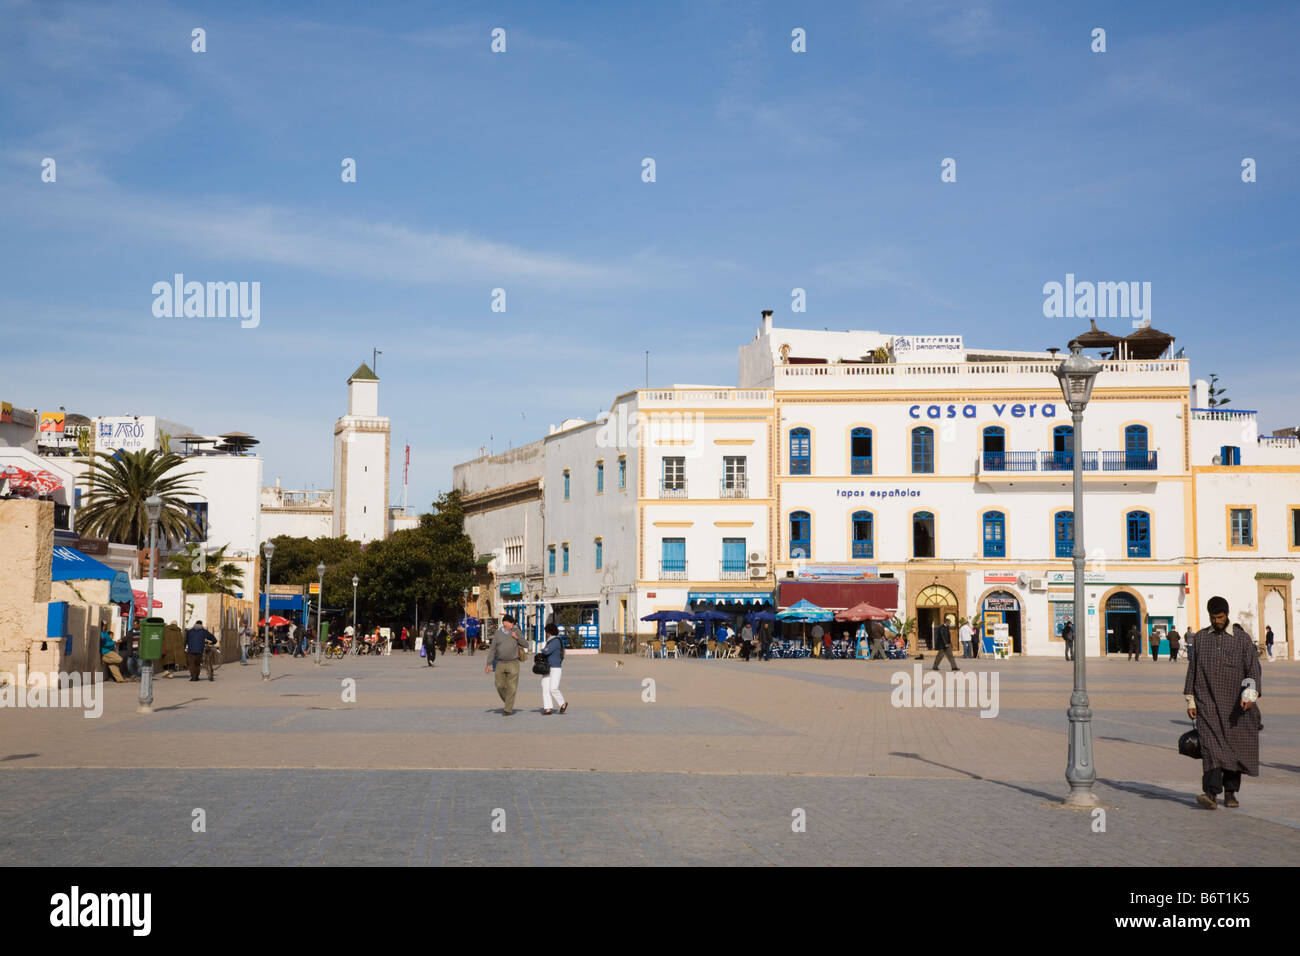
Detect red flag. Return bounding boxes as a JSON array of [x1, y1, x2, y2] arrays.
[[404, 445, 410, 485]]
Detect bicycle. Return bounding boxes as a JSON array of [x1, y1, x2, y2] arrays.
[[324, 640, 347, 660], [202, 643, 223, 675]]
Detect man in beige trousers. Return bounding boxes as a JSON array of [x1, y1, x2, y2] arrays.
[[485, 614, 529, 716]]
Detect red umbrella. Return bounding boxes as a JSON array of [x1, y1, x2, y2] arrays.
[[131, 590, 162, 615], [259, 615, 292, 628], [834, 601, 894, 622]]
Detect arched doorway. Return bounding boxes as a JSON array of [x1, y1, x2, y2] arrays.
[[1263, 586, 1286, 657], [915, 584, 958, 654], [981, 590, 1022, 654], [1104, 591, 1141, 655]]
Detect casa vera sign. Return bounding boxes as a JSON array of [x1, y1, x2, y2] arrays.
[[908, 402, 1060, 420]]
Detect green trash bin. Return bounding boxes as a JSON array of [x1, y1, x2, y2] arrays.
[[319, 622, 330, 644], [139, 617, 165, 661]]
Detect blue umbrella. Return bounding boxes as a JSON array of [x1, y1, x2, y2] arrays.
[[746, 610, 777, 622], [777, 599, 834, 622]]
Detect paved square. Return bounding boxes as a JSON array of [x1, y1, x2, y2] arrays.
[[2, 651, 1297, 865]]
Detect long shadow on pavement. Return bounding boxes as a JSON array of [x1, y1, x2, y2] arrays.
[[889, 751, 1060, 802]]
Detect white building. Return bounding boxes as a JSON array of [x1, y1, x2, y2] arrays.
[[453, 314, 1300, 657]]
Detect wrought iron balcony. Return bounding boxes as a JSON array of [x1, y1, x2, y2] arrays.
[[1041, 451, 1098, 471], [1101, 450, 1158, 471], [659, 560, 688, 581], [719, 478, 749, 499], [851, 541, 873, 559], [718, 561, 750, 581], [659, 480, 688, 499], [980, 451, 1038, 472]]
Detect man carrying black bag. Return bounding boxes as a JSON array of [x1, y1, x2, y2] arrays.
[[1185, 596, 1262, 810]]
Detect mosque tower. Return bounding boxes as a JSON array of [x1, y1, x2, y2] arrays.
[[332, 363, 390, 543]]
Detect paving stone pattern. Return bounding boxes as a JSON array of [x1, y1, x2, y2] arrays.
[[2, 651, 1297, 865]]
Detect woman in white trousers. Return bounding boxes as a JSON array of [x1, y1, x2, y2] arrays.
[[541, 621, 568, 715]]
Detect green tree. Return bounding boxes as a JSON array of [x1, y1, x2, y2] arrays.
[[163, 543, 244, 595], [1207, 373, 1230, 408], [76, 449, 202, 548]]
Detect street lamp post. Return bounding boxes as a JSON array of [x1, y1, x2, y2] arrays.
[[1055, 340, 1101, 808], [137, 495, 163, 714], [261, 540, 275, 681], [315, 562, 326, 664], [352, 574, 359, 652]]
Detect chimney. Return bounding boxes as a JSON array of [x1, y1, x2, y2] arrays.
[[1193, 378, 1208, 409], [761, 309, 773, 335]]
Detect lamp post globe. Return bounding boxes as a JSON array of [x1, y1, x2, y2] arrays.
[[1055, 340, 1101, 808], [261, 540, 275, 680], [138, 495, 165, 714]]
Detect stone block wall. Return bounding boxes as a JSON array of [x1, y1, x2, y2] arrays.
[[0, 500, 53, 676]]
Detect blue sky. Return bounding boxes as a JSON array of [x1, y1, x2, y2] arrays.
[[3, 0, 1297, 511]]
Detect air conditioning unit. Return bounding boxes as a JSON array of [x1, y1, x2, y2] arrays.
[[1028, 579, 1048, 592], [748, 550, 767, 565], [749, 565, 767, 578]]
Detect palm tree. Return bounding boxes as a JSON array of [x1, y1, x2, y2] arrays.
[[163, 543, 244, 595], [76, 449, 203, 548]]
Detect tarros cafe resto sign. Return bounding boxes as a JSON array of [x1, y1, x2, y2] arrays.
[[96, 417, 156, 454]]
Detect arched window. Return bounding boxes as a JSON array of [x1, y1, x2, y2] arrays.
[[1124, 425, 1150, 469], [912, 511, 935, 558], [982, 426, 1005, 471], [983, 511, 1006, 558], [789, 511, 811, 559], [1054, 511, 1074, 558], [789, 428, 811, 475], [911, 427, 934, 474], [1126, 510, 1151, 558], [1049, 425, 1073, 471], [850, 427, 873, 475], [852, 511, 873, 559]]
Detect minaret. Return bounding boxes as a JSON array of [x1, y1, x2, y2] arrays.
[[332, 363, 390, 542]]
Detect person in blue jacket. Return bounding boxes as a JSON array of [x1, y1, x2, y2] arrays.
[[540, 621, 568, 715]]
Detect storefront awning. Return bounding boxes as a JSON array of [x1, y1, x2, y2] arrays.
[[688, 591, 773, 605], [778, 580, 898, 612], [51, 546, 117, 582]]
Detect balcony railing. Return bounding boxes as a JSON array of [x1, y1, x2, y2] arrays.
[[1041, 451, 1098, 471], [850, 457, 873, 475], [1102, 450, 1158, 471], [659, 561, 688, 581], [720, 479, 749, 499], [851, 541, 873, 559], [659, 480, 688, 499], [981, 451, 1038, 472], [718, 561, 750, 581]]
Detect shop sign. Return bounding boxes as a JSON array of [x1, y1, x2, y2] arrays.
[[39, 411, 65, 433], [95, 417, 156, 454], [836, 487, 920, 500], [0, 402, 12, 423], [984, 594, 1019, 611], [1050, 570, 1105, 584], [892, 335, 963, 362], [984, 572, 1018, 584]]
